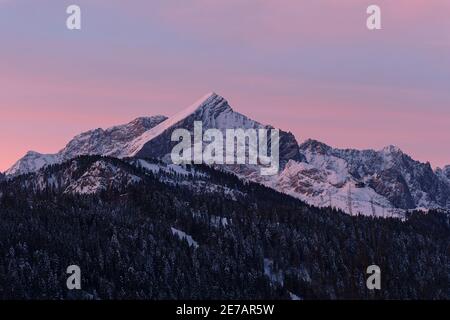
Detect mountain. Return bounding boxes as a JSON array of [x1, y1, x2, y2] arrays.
[[5, 93, 450, 217], [8, 155, 245, 202], [272, 139, 450, 217], [6, 93, 300, 176], [5, 151, 61, 177], [6, 116, 167, 176], [123, 93, 302, 168], [7, 156, 144, 195], [21, 157, 143, 195], [61, 116, 167, 159]]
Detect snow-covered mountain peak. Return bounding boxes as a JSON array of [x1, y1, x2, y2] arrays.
[[6, 115, 167, 176], [126, 93, 302, 168], [5, 151, 60, 176], [381, 145, 403, 155], [65, 115, 167, 148], [166, 92, 232, 126], [290, 140, 450, 215], [124, 92, 259, 157], [187, 92, 229, 113], [299, 139, 332, 155]]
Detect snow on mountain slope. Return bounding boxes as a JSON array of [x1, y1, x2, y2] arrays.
[[132, 158, 244, 199], [124, 93, 228, 157], [171, 227, 199, 249], [225, 138, 449, 217], [271, 160, 397, 217], [7, 156, 246, 202], [61, 116, 167, 159], [64, 160, 142, 194], [127, 92, 302, 168], [5, 151, 61, 177], [268, 139, 450, 216], [133, 158, 206, 178], [436, 165, 450, 187], [13, 158, 142, 195], [126, 92, 259, 158], [5, 116, 167, 177]]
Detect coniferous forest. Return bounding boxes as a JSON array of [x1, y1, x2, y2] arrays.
[[0, 156, 449, 300]]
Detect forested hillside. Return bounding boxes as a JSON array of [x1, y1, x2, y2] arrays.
[[0, 156, 448, 299]]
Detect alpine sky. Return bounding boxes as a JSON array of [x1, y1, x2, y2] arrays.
[[1, 0, 449, 171]]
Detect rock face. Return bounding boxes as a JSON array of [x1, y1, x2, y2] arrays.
[[7, 157, 142, 195], [367, 168, 415, 209], [284, 139, 450, 216], [7, 155, 244, 201], [62, 160, 142, 195], [61, 116, 167, 159], [5, 116, 167, 176], [127, 93, 302, 169], [436, 165, 450, 187], [5, 151, 60, 177]]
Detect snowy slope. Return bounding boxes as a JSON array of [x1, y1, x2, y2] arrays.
[[14, 158, 141, 195], [61, 116, 167, 159], [266, 139, 450, 217], [271, 160, 397, 217], [171, 227, 199, 249], [127, 92, 302, 171], [5, 151, 61, 176], [124, 93, 228, 156], [8, 156, 246, 204], [64, 160, 142, 194], [6, 116, 167, 176]]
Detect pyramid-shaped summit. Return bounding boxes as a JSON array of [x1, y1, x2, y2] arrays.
[[123, 92, 233, 157], [125, 92, 301, 163], [6, 93, 301, 176], [181, 92, 231, 115]]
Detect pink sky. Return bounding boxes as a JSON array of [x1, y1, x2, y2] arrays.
[[1, 0, 450, 171]]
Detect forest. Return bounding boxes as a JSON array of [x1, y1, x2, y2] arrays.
[[0, 156, 448, 299]]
